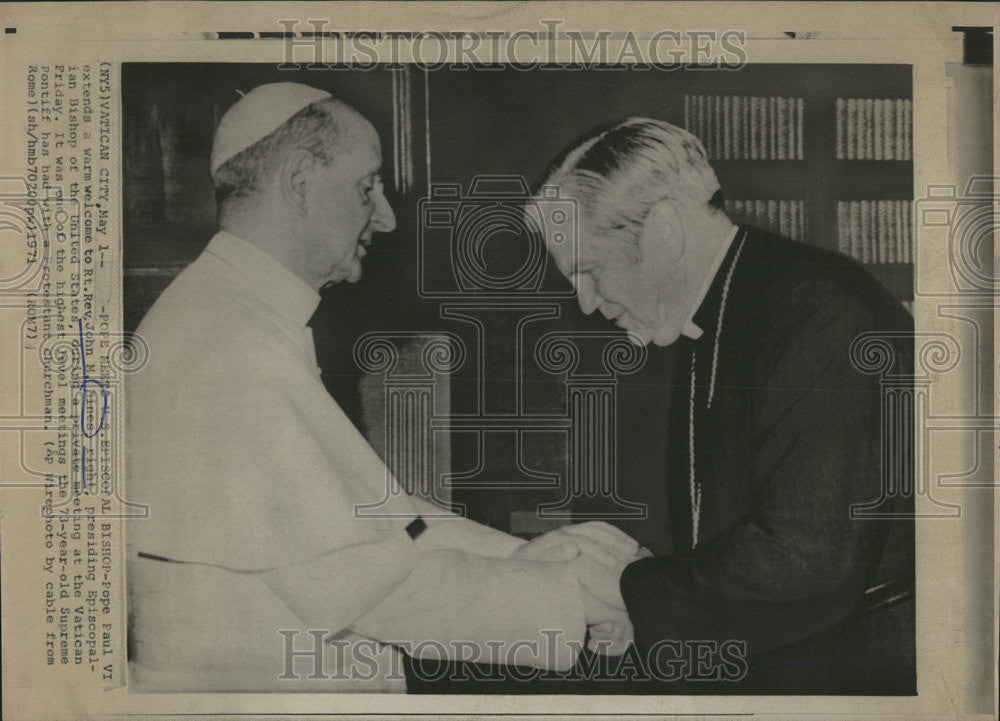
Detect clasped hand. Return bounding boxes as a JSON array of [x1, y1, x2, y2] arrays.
[[512, 521, 649, 656]]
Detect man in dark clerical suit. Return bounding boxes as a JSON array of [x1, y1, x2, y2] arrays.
[[529, 118, 915, 694]]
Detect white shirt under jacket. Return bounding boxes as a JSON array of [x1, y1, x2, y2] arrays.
[[126, 231, 586, 692]]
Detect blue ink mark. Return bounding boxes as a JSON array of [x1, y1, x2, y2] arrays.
[[78, 318, 107, 488], [80, 378, 108, 438]]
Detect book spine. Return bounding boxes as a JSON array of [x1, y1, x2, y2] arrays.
[[743, 96, 751, 159], [857, 100, 866, 159], [722, 95, 733, 160], [868, 99, 877, 160], [714, 95, 722, 159], [884, 98, 895, 160], [777, 97, 786, 160], [860, 200, 871, 263], [893, 99, 906, 160], [850, 201, 862, 261], [835, 98, 845, 159], [846, 99, 856, 160], [733, 97, 741, 159], [707, 95, 716, 158], [701, 95, 707, 156], [697, 95, 706, 150], [796, 98, 804, 159], [837, 202, 848, 253], [873, 99, 883, 161], [885, 200, 900, 263], [762, 97, 769, 160], [783, 97, 791, 160], [761, 98, 769, 160], [760, 96, 769, 160], [785, 97, 793, 160], [903, 99, 912, 161], [732, 96, 742, 159], [703, 95, 712, 157], [871, 201, 879, 262], [900, 200, 908, 262], [857, 98, 868, 160], [691, 95, 699, 148], [764, 97, 778, 160], [904, 200, 912, 262], [878, 200, 889, 262]]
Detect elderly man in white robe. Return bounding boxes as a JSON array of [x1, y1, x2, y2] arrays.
[[126, 83, 638, 692]]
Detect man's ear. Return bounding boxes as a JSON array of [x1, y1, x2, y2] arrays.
[[277, 149, 316, 217], [639, 199, 684, 263]]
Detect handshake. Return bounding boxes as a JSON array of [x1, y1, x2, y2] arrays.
[[511, 522, 649, 656]]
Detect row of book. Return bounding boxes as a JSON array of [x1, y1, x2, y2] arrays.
[[836, 200, 913, 263], [684, 95, 804, 161], [724, 199, 806, 241], [723, 198, 913, 265], [835, 98, 912, 161]]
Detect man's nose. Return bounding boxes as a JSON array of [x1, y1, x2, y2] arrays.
[[370, 189, 396, 234], [578, 293, 600, 315]]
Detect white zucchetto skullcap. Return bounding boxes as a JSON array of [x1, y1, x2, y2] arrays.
[[210, 82, 332, 175]]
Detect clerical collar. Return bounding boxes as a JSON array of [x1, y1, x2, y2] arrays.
[[681, 224, 741, 340], [204, 231, 321, 327]]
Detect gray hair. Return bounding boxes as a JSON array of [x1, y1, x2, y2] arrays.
[[211, 100, 344, 205], [541, 118, 722, 256]]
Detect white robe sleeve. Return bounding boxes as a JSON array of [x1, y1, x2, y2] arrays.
[[350, 548, 586, 671], [407, 495, 527, 559], [256, 510, 586, 672]]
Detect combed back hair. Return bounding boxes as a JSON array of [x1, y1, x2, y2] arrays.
[[211, 100, 343, 205], [541, 118, 723, 255]]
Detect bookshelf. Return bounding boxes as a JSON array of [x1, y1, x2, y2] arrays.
[[677, 78, 913, 306]]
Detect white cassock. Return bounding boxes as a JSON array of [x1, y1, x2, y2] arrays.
[[126, 231, 586, 692]]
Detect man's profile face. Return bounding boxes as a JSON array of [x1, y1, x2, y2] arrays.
[[547, 223, 690, 347], [302, 114, 396, 287]]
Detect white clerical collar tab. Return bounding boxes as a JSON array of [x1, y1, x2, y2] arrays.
[[682, 320, 704, 340]]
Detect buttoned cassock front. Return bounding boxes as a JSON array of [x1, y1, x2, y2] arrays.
[[126, 232, 585, 692]]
